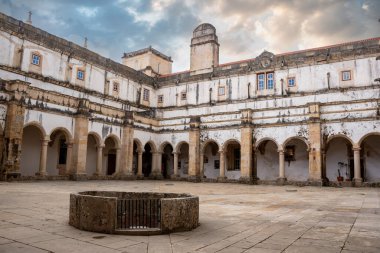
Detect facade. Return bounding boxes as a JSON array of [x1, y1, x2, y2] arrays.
[[0, 12, 379, 186]]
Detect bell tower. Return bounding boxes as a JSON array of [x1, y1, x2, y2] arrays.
[[190, 23, 219, 73]]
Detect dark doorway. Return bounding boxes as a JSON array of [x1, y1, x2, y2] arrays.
[[107, 153, 116, 175], [142, 143, 152, 177]]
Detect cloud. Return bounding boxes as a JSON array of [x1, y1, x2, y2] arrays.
[[0, 0, 378, 72]]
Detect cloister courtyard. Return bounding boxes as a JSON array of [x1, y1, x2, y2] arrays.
[[0, 180, 379, 253]]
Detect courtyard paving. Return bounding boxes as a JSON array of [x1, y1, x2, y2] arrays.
[[0, 180, 379, 253]]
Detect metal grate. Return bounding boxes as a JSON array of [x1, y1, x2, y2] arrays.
[[116, 198, 161, 230]]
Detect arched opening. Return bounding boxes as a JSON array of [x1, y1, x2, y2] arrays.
[[103, 136, 118, 176], [224, 140, 241, 180], [177, 142, 189, 177], [86, 134, 99, 175], [256, 139, 279, 181], [47, 128, 70, 176], [143, 142, 154, 177], [283, 138, 309, 181], [326, 136, 353, 182], [161, 143, 174, 179], [202, 141, 220, 179], [132, 142, 138, 175], [20, 125, 43, 176], [360, 134, 380, 182]]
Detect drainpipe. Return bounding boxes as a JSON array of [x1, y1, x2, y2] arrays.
[[209, 88, 212, 105], [327, 72, 330, 89], [248, 82, 251, 99]]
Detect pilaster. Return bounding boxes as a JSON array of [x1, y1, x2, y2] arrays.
[[239, 109, 253, 183], [307, 103, 322, 184], [2, 80, 30, 179], [188, 116, 201, 182], [116, 111, 135, 179]]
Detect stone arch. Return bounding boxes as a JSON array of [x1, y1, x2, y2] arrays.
[[326, 134, 354, 147], [144, 140, 157, 153], [49, 127, 73, 143], [47, 127, 72, 176], [201, 139, 220, 154], [255, 137, 280, 151], [133, 138, 143, 152], [88, 131, 102, 146], [104, 134, 121, 149], [282, 136, 310, 151], [358, 132, 380, 182], [20, 123, 46, 176], [159, 141, 173, 153], [24, 121, 46, 137], [175, 141, 189, 153], [222, 138, 240, 151], [358, 132, 380, 146]]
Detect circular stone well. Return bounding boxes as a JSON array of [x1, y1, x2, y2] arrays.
[[69, 191, 199, 235]]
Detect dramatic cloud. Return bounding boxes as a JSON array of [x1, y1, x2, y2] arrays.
[[0, 0, 379, 72]]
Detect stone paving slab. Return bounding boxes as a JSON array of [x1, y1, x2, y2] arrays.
[[0, 180, 379, 252]]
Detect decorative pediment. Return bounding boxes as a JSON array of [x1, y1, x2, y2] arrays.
[[256, 50, 275, 69]]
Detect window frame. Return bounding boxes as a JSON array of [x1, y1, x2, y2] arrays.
[[218, 86, 225, 96], [257, 73, 265, 90], [266, 72, 274, 89], [76, 69, 85, 81], [287, 77, 296, 88], [143, 88, 150, 101], [157, 95, 164, 103], [341, 70, 352, 81], [113, 82, 119, 92], [181, 92, 187, 100], [31, 53, 41, 66]]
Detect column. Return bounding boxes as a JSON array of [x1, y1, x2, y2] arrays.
[[71, 115, 89, 178], [307, 103, 322, 183], [65, 142, 73, 175], [172, 152, 179, 178], [137, 150, 143, 178], [240, 126, 253, 182], [94, 145, 103, 176], [199, 153, 204, 178], [119, 125, 134, 177], [278, 149, 286, 183], [150, 152, 163, 179], [353, 146, 362, 185], [218, 150, 226, 181], [36, 137, 49, 176], [188, 117, 201, 181], [115, 148, 120, 175]]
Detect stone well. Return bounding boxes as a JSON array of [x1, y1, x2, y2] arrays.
[[69, 191, 199, 235]]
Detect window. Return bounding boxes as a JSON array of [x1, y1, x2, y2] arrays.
[[287, 77, 296, 87], [218, 86, 225, 96], [113, 82, 119, 92], [158, 95, 163, 103], [143, 88, 150, 101], [267, 73, 274, 89], [77, 69, 85, 80], [31, 53, 41, 66], [181, 92, 187, 100], [257, 72, 274, 90], [258, 74, 265, 90], [342, 70, 351, 81]]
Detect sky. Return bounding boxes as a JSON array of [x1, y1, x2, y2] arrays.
[[0, 0, 379, 72]]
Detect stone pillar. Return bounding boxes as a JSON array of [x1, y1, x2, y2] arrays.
[[2, 80, 30, 179], [150, 152, 163, 179], [240, 126, 253, 183], [172, 152, 179, 178], [115, 148, 121, 176], [353, 146, 362, 186], [36, 137, 49, 176], [137, 150, 143, 178], [199, 153, 204, 178], [188, 117, 201, 181], [118, 123, 134, 178], [307, 103, 322, 184], [65, 142, 73, 175], [218, 150, 226, 182], [277, 149, 286, 184], [70, 105, 89, 180], [94, 145, 103, 176]]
